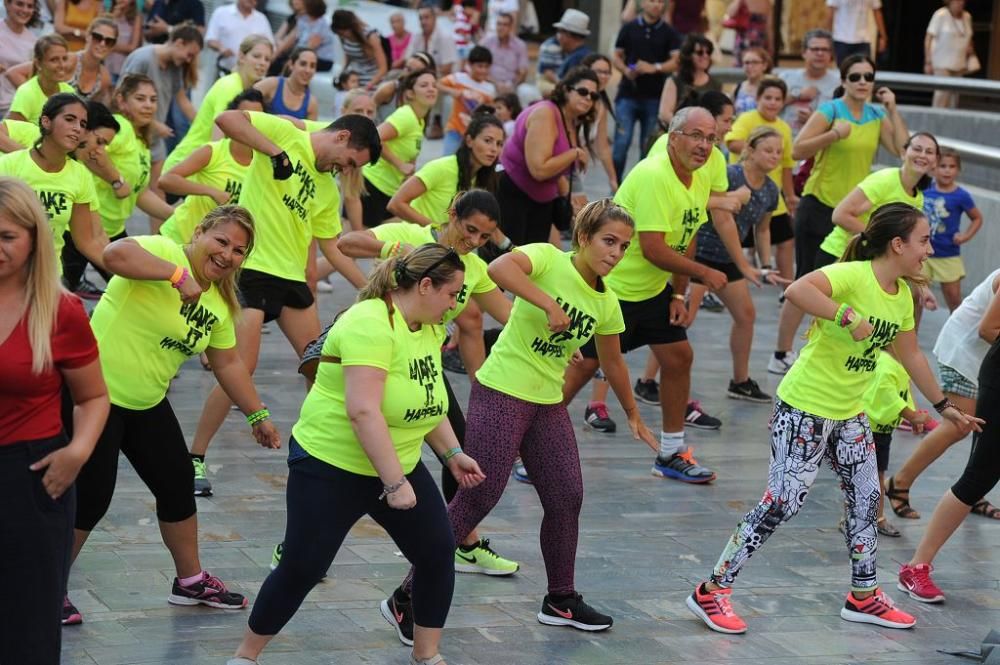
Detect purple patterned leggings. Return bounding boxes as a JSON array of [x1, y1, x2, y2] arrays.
[[405, 381, 583, 595]]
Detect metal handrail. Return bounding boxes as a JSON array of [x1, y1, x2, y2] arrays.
[[711, 67, 1000, 98], [935, 137, 1000, 169]]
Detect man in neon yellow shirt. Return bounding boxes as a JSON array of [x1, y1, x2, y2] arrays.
[[564, 107, 728, 484], [188, 111, 382, 496]]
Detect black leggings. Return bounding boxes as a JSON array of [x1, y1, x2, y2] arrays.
[[951, 375, 1000, 506], [793, 194, 834, 279], [248, 444, 455, 634], [496, 171, 558, 246], [61, 230, 126, 290], [74, 400, 196, 531]]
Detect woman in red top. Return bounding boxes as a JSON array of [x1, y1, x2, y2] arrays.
[[0, 176, 109, 665]]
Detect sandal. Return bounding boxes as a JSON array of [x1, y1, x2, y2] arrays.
[[887, 476, 921, 520], [877, 516, 901, 537], [971, 499, 1000, 520], [410, 655, 445, 665]]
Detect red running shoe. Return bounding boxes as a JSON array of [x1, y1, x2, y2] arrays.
[[168, 571, 247, 609], [62, 595, 82, 625], [898, 563, 945, 603], [840, 589, 915, 628], [687, 582, 747, 634]]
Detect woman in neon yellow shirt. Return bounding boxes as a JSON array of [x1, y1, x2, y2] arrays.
[[382, 200, 658, 640], [229, 244, 485, 665], [65, 206, 281, 625], [361, 68, 438, 227], [688, 203, 981, 636], [163, 35, 273, 174], [0, 93, 105, 278], [7, 34, 75, 123], [387, 111, 503, 228]]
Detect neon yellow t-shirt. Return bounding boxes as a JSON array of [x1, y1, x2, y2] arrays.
[[864, 352, 916, 434], [291, 297, 448, 476], [90, 235, 237, 409], [160, 139, 249, 244], [777, 261, 915, 420], [163, 72, 244, 172], [724, 110, 794, 216], [475, 243, 625, 404], [363, 104, 424, 196], [606, 151, 713, 301], [648, 136, 729, 194], [240, 112, 342, 282], [2, 119, 40, 149], [8, 78, 74, 124], [94, 114, 151, 237], [803, 99, 885, 208], [0, 149, 96, 269], [819, 167, 924, 260], [371, 224, 496, 322], [410, 155, 459, 228]]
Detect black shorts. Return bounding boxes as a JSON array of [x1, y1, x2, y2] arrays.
[[238, 268, 314, 323], [873, 431, 891, 474], [362, 177, 394, 228], [742, 213, 794, 248], [692, 256, 743, 284], [580, 285, 687, 359]]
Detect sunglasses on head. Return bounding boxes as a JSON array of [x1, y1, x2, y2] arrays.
[[846, 72, 875, 83], [572, 86, 600, 102], [91, 32, 117, 46]]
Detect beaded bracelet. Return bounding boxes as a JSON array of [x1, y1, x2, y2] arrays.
[[379, 477, 407, 501], [170, 265, 189, 289], [246, 408, 270, 427], [443, 447, 463, 461], [932, 398, 957, 414]]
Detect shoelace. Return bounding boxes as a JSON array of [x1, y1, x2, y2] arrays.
[[677, 448, 698, 464], [591, 403, 611, 420], [198, 574, 227, 593], [477, 538, 499, 558], [689, 400, 704, 413], [908, 565, 935, 587], [710, 590, 736, 617], [867, 590, 896, 610]]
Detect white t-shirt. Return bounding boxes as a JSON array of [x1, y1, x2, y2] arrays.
[[484, 0, 519, 36], [778, 67, 842, 135], [827, 0, 881, 44], [926, 7, 973, 71], [934, 268, 1000, 383], [205, 4, 275, 72], [0, 19, 37, 72]]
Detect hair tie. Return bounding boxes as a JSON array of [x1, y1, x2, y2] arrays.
[[393, 259, 408, 285], [858, 231, 868, 245]]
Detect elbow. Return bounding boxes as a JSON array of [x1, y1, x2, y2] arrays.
[[335, 235, 359, 258], [101, 243, 127, 274], [215, 110, 239, 131], [979, 324, 998, 344], [791, 145, 808, 161], [385, 196, 404, 219]]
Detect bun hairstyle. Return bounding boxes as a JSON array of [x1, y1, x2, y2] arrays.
[[903, 131, 940, 191], [572, 198, 634, 252], [359, 243, 464, 301], [841, 202, 926, 264], [740, 125, 782, 162], [449, 189, 501, 226]]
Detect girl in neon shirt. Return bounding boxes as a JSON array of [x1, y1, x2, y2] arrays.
[[227, 244, 484, 665], [7, 34, 75, 123], [253, 47, 318, 120], [688, 203, 982, 635], [382, 200, 658, 638], [0, 178, 108, 662], [65, 206, 281, 626]]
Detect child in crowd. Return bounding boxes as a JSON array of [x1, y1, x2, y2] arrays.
[[494, 92, 521, 138], [452, 0, 480, 66], [439, 46, 497, 155], [922, 148, 983, 312], [333, 70, 360, 120]]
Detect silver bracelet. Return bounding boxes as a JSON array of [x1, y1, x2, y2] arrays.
[[378, 477, 407, 501]]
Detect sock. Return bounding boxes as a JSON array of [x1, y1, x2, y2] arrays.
[[179, 571, 205, 587], [659, 431, 684, 459], [774, 351, 786, 360], [458, 540, 480, 552], [190, 453, 205, 463]]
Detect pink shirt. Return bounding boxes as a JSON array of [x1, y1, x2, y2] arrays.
[[500, 100, 572, 203]]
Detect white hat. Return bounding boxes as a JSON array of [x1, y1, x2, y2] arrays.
[[553, 9, 590, 37]]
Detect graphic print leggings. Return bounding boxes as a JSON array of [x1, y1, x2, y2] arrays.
[[711, 400, 881, 592]]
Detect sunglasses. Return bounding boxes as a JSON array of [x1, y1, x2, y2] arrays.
[[91, 32, 117, 46], [846, 72, 875, 83], [572, 86, 600, 102], [693, 48, 712, 56]]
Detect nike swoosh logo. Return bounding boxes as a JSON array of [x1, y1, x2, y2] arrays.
[[393, 602, 404, 624], [547, 604, 573, 619], [456, 552, 476, 563]]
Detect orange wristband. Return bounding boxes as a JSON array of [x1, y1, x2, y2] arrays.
[[169, 264, 185, 285]]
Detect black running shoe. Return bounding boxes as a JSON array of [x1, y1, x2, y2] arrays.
[[380, 591, 414, 646], [537, 592, 613, 632], [584, 402, 617, 433], [74, 277, 104, 301], [727, 378, 772, 404], [634, 379, 659, 405], [441, 347, 466, 375]]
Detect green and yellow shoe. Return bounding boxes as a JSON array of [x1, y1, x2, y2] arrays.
[[454, 538, 519, 576], [192, 458, 212, 497]]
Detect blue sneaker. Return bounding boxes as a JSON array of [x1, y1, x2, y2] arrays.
[[512, 458, 531, 484], [651, 448, 715, 484]]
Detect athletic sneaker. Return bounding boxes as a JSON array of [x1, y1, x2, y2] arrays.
[[767, 350, 798, 375], [441, 347, 466, 375], [634, 378, 659, 405], [192, 458, 212, 497], [840, 589, 915, 629], [651, 448, 716, 483], [454, 538, 519, 576], [536, 592, 613, 632], [701, 292, 725, 312], [270, 542, 282, 571], [315, 279, 333, 293], [727, 378, 772, 404], [226, 659, 257, 665], [62, 595, 82, 625], [512, 458, 531, 484], [897, 563, 945, 603], [685, 400, 722, 429], [584, 402, 617, 433], [168, 571, 247, 609], [74, 277, 104, 301], [380, 592, 414, 646], [686, 582, 746, 634]]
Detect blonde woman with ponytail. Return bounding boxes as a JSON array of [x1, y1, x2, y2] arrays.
[[229, 244, 485, 665], [0, 177, 108, 662], [63, 205, 280, 626], [689, 203, 982, 636]]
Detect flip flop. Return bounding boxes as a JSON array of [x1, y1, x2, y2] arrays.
[[971, 499, 1000, 520]]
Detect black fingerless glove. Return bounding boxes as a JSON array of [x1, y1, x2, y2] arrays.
[[271, 151, 293, 180]]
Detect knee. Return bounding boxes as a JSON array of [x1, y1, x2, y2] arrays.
[[733, 304, 755, 328], [75, 489, 113, 531], [155, 491, 197, 524], [662, 343, 693, 374]]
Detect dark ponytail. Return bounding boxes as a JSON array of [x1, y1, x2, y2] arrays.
[[841, 202, 926, 263], [450, 189, 501, 226]]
